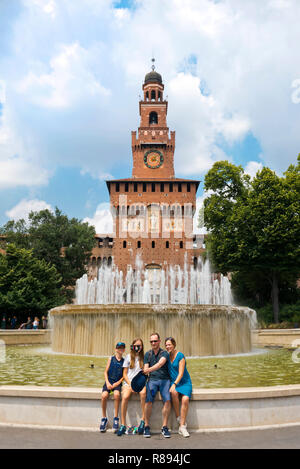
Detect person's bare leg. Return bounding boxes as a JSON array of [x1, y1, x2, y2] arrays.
[[170, 389, 180, 420], [180, 396, 189, 426], [113, 390, 121, 418], [162, 400, 171, 427], [101, 391, 109, 418], [121, 387, 132, 426], [139, 387, 146, 421]]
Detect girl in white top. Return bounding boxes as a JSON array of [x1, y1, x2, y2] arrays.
[[117, 338, 146, 436], [33, 317, 39, 330]]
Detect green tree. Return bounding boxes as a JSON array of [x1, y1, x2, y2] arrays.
[[204, 157, 300, 323], [1, 208, 96, 302], [0, 244, 64, 320]]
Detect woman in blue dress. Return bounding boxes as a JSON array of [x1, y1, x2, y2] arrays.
[[165, 337, 192, 438]]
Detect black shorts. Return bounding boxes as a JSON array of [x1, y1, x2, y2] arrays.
[[102, 382, 122, 394]]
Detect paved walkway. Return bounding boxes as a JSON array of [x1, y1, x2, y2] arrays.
[[0, 425, 300, 449]]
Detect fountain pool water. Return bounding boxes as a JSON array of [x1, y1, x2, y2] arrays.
[[1, 345, 300, 388]]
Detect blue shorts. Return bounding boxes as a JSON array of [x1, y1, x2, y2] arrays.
[[102, 382, 122, 394], [146, 379, 171, 403]]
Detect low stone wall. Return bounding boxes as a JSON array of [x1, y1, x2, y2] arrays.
[[1, 385, 300, 431], [252, 329, 300, 348], [0, 330, 51, 346]]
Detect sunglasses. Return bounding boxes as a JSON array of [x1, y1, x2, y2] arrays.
[[150, 340, 159, 343]]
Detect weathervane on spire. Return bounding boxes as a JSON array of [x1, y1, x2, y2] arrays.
[[151, 57, 155, 71]]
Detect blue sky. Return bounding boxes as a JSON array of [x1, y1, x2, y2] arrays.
[[0, 0, 299, 231]]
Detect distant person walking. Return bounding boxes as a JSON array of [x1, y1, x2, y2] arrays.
[[143, 332, 171, 438], [1, 316, 6, 329], [11, 316, 17, 329], [42, 316, 48, 329], [165, 337, 192, 438], [100, 342, 125, 434]]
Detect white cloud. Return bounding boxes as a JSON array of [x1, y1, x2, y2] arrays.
[[0, 80, 49, 189], [18, 42, 111, 109], [244, 161, 263, 179], [168, 73, 250, 175], [84, 202, 113, 234], [0, 157, 48, 189], [1, 0, 300, 198], [0, 81, 6, 104], [6, 199, 53, 221], [193, 191, 214, 235], [24, 0, 57, 18], [80, 168, 113, 181]]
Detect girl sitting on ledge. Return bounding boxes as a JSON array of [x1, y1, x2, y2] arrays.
[[165, 337, 192, 438]]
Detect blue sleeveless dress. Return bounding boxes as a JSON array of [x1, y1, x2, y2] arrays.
[[167, 352, 192, 398]]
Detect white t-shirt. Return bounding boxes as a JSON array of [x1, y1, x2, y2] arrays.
[[123, 354, 143, 383]]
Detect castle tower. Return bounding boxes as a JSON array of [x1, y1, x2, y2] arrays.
[[132, 60, 175, 179], [106, 61, 200, 274]]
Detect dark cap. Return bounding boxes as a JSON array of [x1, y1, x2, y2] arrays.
[[116, 342, 125, 349]]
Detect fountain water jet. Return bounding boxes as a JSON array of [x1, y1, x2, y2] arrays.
[[75, 257, 233, 306], [50, 258, 257, 357]]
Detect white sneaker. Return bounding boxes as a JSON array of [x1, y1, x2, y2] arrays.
[[178, 424, 190, 438]]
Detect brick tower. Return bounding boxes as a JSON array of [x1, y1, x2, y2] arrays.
[[106, 61, 200, 274]]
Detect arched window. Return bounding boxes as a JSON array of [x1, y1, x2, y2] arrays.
[[180, 241, 183, 249], [151, 90, 156, 101], [149, 111, 158, 125], [166, 241, 169, 248], [152, 241, 155, 248], [123, 241, 127, 248], [137, 241, 141, 248]]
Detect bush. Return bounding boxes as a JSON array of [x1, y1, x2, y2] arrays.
[[256, 300, 300, 328]]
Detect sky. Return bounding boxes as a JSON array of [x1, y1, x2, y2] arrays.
[[0, 0, 300, 233]]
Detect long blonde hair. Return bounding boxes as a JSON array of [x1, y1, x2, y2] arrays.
[[130, 338, 144, 369]]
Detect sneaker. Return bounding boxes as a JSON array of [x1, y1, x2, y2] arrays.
[[176, 416, 181, 426], [178, 424, 190, 438], [161, 426, 171, 438], [113, 417, 119, 432], [126, 426, 135, 435], [143, 426, 151, 438], [100, 417, 108, 433], [117, 424, 126, 436], [137, 420, 145, 435]]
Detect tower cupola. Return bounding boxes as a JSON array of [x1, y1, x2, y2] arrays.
[[143, 58, 164, 102]]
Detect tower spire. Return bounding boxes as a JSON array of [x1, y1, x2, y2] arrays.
[[151, 57, 155, 71]]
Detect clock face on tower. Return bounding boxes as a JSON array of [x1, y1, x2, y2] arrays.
[[144, 150, 164, 169]]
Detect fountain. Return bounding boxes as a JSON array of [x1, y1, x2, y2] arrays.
[[50, 258, 257, 357]]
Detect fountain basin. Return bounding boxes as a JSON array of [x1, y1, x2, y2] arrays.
[[1, 384, 300, 431], [50, 304, 256, 356]]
